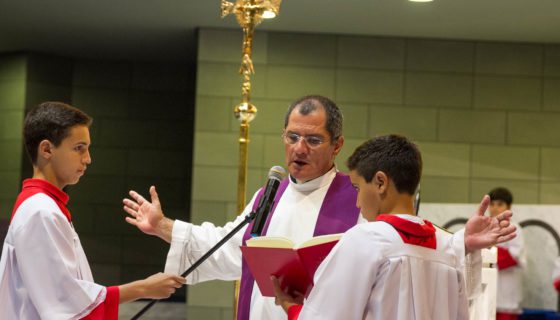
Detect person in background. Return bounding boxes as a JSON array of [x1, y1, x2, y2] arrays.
[[488, 187, 526, 320]]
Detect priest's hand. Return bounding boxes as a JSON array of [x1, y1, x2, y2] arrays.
[[464, 195, 517, 253], [271, 276, 304, 314], [123, 186, 174, 243]]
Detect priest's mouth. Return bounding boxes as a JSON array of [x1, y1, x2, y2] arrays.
[[293, 160, 308, 167]]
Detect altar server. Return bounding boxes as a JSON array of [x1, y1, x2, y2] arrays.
[[272, 135, 516, 320], [0, 102, 185, 320], [488, 187, 526, 320]]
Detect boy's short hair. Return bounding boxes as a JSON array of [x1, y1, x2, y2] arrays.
[[24, 102, 92, 164], [346, 134, 422, 195], [488, 187, 513, 206]]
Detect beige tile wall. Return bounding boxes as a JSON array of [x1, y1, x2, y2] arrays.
[[0, 55, 26, 219]]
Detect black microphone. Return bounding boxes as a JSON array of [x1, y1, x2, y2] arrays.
[[413, 188, 421, 216], [250, 166, 287, 237]]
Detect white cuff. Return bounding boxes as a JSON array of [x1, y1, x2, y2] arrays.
[[164, 220, 192, 277]]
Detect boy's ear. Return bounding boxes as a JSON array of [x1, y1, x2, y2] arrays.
[[38, 140, 54, 160], [373, 171, 389, 193]]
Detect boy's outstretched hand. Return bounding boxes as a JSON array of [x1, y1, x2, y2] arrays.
[[140, 273, 186, 300], [464, 195, 517, 253], [123, 186, 174, 243], [119, 272, 186, 303]]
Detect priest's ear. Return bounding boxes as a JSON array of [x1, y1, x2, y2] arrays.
[[37, 139, 54, 160], [332, 135, 344, 156], [373, 171, 389, 193]]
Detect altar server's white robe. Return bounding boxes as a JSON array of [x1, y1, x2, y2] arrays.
[[298, 216, 469, 320], [0, 193, 105, 320]]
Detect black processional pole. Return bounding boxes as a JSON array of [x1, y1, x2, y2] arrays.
[[130, 212, 256, 319]]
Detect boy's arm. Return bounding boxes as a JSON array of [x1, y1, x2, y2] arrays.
[[79, 272, 185, 319], [271, 277, 304, 320], [14, 209, 185, 319], [118, 272, 185, 303], [273, 226, 382, 319], [79, 287, 119, 320]]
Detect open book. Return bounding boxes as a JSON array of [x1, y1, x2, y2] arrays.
[[240, 233, 342, 298]]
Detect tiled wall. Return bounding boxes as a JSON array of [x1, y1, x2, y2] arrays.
[[189, 28, 560, 317], [69, 60, 195, 294], [0, 55, 26, 219], [0, 53, 74, 255]]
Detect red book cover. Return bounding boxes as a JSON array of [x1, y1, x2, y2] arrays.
[[240, 234, 341, 297]]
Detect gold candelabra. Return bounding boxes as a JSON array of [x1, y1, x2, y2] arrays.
[[220, 0, 281, 318]]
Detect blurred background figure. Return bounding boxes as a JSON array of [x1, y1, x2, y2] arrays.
[[489, 187, 526, 320]]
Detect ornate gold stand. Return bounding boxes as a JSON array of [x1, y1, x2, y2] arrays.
[[220, 0, 282, 318]]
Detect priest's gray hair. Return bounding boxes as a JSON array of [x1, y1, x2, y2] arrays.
[[284, 95, 343, 142]]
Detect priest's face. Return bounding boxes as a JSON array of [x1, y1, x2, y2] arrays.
[[283, 106, 344, 183], [48, 125, 92, 189], [349, 170, 381, 222]]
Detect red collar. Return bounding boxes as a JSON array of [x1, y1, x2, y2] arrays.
[[376, 214, 437, 249], [11, 179, 72, 222], [376, 214, 435, 236], [23, 179, 69, 205]]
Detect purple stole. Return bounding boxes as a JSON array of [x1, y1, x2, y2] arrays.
[[237, 172, 360, 320]]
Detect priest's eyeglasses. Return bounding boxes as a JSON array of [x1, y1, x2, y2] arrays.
[[282, 132, 326, 148]]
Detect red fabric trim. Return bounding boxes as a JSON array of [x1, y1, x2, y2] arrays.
[[376, 214, 437, 249], [554, 278, 560, 293], [104, 286, 119, 319], [11, 179, 72, 222], [81, 286, 119, 320], [496, 312, 519, 320], [287, 304, 303, 320], [497, 246, 518, 270]]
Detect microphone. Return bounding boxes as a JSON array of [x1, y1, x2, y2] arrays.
[[413, 187, 421, 216], [250, 166, 287, 237]]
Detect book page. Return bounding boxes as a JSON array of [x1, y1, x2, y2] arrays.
[[246, 236, 295, 248], [296, 233, 343, 249]]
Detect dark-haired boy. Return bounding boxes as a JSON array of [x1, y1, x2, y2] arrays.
[[488, 187, 526, 320], [273, 135, 517, 320], [0, 102, 185, 319]]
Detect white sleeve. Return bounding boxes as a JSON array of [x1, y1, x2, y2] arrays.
[[164, 191, 260, 284], [14, 210, 105, 320], [445, 228, 482, 300], [299, 226, 383, 320]]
